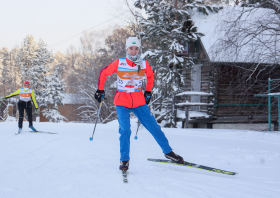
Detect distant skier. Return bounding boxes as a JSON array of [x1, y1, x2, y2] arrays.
[[2, 81, 39, 134], [94, 37, 184, 171]]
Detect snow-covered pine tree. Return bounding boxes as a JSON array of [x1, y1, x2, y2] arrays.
[[0, 47, 10, 94], [15, 36, 67, 122], [15, 35, 38, 82], [29, 39, 54, 103], [41, 67, 67, 122], [15, 36, 54, 104], [134, 0, 222, 127]]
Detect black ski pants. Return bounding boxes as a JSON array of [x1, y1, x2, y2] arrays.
[[18, 101, 33, 128]]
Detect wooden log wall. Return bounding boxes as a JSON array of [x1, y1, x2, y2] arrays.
[[212, 63, 280, 118]]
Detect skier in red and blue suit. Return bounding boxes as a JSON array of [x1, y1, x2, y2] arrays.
[[95, 37, 184, 171]]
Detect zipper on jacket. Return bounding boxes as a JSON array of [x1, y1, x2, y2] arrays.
[[130, 93, 133, 108], [116, 91, 121, 100]]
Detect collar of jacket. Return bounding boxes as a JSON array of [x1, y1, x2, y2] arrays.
[[22, 88, 30, 92], [125, 57, 138, 67]]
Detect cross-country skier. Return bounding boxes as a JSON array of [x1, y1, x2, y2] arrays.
[[1, 81, 39, 134], [94, 37, 184, 171]]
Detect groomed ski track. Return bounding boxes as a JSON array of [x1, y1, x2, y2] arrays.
[[1, 119, 280, 198]]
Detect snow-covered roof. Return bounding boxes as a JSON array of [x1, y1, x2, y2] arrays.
[[192, 6, 279, 63]]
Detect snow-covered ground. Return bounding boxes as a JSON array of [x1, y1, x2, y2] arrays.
[[1, 119, 280, 198]]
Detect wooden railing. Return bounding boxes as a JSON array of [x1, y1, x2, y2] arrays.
[[174, 91, 214, 128], [0, 105, 9, 122]]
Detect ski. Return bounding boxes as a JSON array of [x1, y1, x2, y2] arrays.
[[26, 131, 57, 134], [15, 131, 57, 135], [147, 158, 238, 176], [122, 170, 128, 183]]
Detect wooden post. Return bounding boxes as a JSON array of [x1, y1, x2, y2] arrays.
[[8, 105, 13, 116], [174, 0, 178, 22], [159, 95, 162, 112], [172, 94, 175, 127], [173, 95, 177, 127], [184, 106, 189, 128], [174, 108, 177, 127], [278, 96, 280, 131]]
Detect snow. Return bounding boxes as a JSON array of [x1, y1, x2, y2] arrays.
[[152, 110, 167, 115], [2, 116, 17, 122], [177, 110, 210, 119], [268, 93, 280, 96], [176, 101, 213, 106], [2, 98, 18, 103], [110, 81, 118, 89], [1, 119, 280, 198], [141, 50, 157, 59], [176, 91, 214, 96]]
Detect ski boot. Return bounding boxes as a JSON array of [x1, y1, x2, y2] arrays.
[[164, 151, 184, 164], [119, 160, 129, 171], [29, 126, 37, 132], [17, 128, 22, 135]]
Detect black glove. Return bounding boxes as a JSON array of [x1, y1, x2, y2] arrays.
[[94, 89, 105, 103], [144, 91, 152, 105]]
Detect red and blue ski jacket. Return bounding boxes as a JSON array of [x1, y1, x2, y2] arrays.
[[98, 57, 154, 108]]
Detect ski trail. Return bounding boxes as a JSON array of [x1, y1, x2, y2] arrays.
[[1, 121, 280, 198]]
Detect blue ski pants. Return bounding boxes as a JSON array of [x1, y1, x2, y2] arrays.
[[116, 104, 172, 161]]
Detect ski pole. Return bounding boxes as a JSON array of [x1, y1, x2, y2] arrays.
[[134, 120, 141, 140], [89, 101, 103, 141]]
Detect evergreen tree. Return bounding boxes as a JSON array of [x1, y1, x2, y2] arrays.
[[0, 47, 21, 95], [0, 47, 10, 94], [135, 0, 222, 95], [15, 36, 54, 104], [134, 0, 222, 127], [15, 35, 67, 122], [41, 67, 67, 122], [15, 35, 38, 82], [30, 39, 54, 103]]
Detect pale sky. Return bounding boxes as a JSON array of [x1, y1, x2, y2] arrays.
[[0, 0, 135, 53]]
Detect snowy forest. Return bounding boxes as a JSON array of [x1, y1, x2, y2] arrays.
[[0, 0, 279, 128]]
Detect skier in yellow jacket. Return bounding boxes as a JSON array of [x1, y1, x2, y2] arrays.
[[1, 81, 38, 134]]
